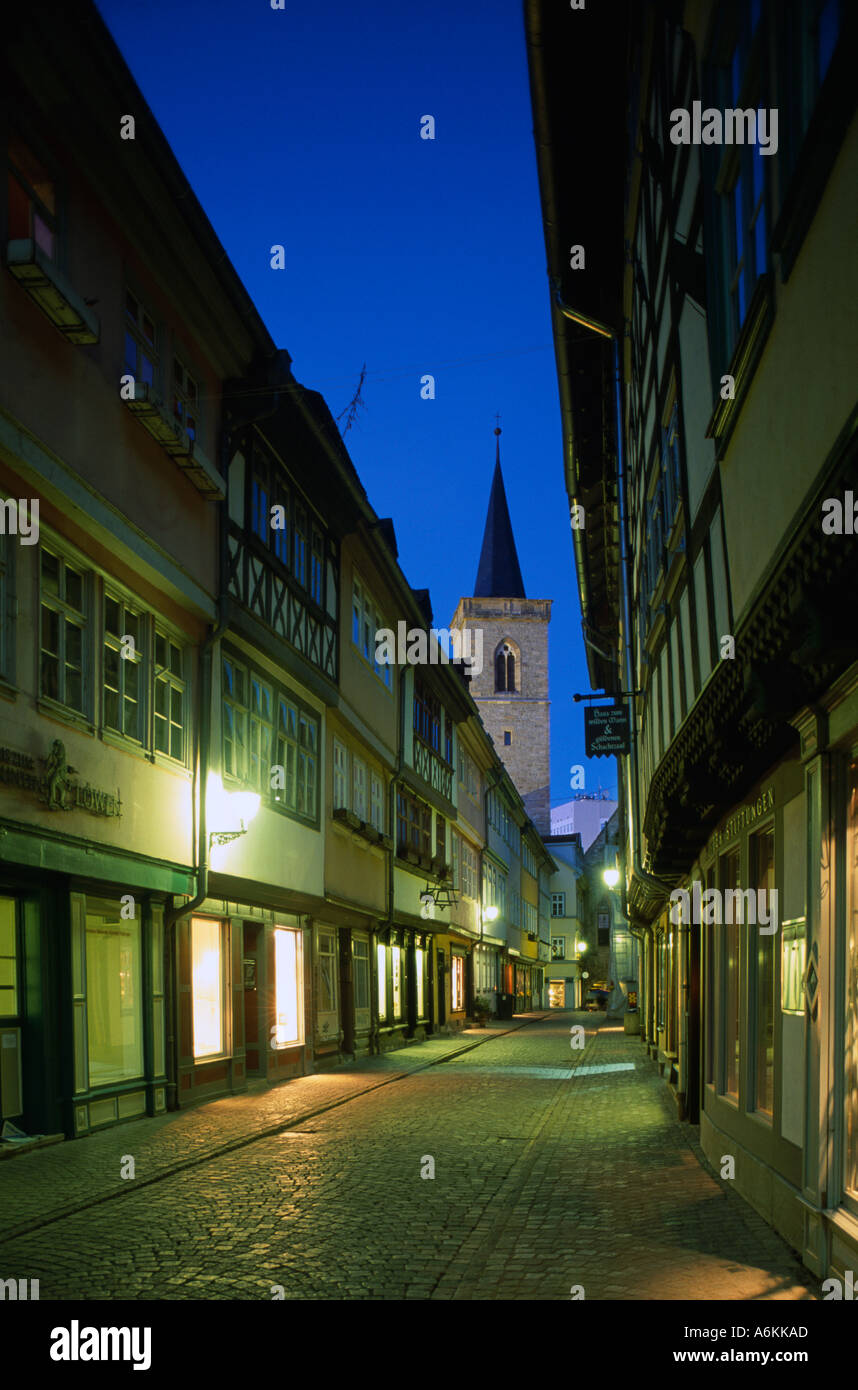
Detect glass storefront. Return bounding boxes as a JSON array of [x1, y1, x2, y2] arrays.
[[274, 927, 301, 1047], [86, 897, 144, 1084], [191, 916, 224, 1059]]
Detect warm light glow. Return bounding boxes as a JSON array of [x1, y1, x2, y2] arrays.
[[274, 928, 301, 1047], [484, 905, 499, 923], [577, 939, 588, 954], [192, 917, 223, 1058], [416, 948, 425, 1018], [206, 772, 261, 838], [603, 867, 620, 888], [377, 943, 387, 1018]]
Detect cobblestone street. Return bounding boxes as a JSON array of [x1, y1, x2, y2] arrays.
[[0, 1014, 819, 1301]]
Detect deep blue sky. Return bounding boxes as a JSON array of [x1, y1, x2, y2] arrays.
[[96, 0, 617, 805]]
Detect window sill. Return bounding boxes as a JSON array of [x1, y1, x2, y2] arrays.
[[5, 238, 100, 344], [0, 677, 18, 703], [36, 697, 95, 737]]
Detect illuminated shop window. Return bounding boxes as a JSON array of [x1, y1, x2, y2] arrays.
[[274, 928, 301, 1047], [781, 921, 806, 1014], [391, 945, 402, 1018], [416, 948, 425, 1018], [451, 954, 465, 1012], [0, 897, 19, 1016], [192, 917, 224, 1059], [377, 942, 387, 1019], [86, 898, 144, 1083]]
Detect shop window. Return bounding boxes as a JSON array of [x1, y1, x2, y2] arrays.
[[781, 921, 806, 1013], [391, 945, 402, 1019], [0, 897, 19, 1016], [720, 849, 742, 1099], [273, 928, 301, 1048], [40, 548, 87, 713], [752, 825, 776, 1116], [377, 942, 387, 1020], [85, 898, 144, 1085], [191, 917, 224, 1059], [353, 938, 370, 1017], [451, 953, 465, 1012], [704, 867, 716, 1085], [416, 947, 425, 1018]]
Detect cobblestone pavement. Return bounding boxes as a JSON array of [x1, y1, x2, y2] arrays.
[[0, 1014, 819, 1301]]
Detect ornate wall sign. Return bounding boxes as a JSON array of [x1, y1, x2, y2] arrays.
[[0, 739, 122, 817]]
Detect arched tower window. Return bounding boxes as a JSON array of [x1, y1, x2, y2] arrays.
[[494, 641, 517, 693]]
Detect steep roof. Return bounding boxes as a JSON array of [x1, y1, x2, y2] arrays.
[[473, 434, 526, 598]]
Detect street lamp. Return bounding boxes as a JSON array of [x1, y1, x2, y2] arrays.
[[603, 866, 620, 889]]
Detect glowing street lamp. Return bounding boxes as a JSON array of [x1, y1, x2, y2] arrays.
[[483, 905, 500, 923], [603, 866, 620, 889]]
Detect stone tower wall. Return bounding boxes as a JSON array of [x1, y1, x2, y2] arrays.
[[450, 597, 551, 834]]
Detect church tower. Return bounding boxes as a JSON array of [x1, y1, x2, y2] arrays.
[[450, 427, 552, 833]]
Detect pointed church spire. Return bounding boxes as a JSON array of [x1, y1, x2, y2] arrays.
[[473, 425, 526, 598]]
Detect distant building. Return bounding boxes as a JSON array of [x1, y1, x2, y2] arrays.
[[450, 428, 552, 833], [550, 793, 618, 850]]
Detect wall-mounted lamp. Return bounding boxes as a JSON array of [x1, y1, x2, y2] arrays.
[[207, 774, 261, 850], [603, 867, 620, 889]]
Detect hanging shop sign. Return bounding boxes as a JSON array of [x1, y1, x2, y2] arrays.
[[0, 739, 122, 817], [584, 705, 629, 757]]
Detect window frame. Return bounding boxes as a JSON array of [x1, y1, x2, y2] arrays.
[[222, 648, 321, 828], [39, 547, 89, 717]]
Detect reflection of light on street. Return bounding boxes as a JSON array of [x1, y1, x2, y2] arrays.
[[572, 1062, 635, 1076]]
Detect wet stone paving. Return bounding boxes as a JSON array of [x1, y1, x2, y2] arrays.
[[0, 1014, 819, 1300]]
